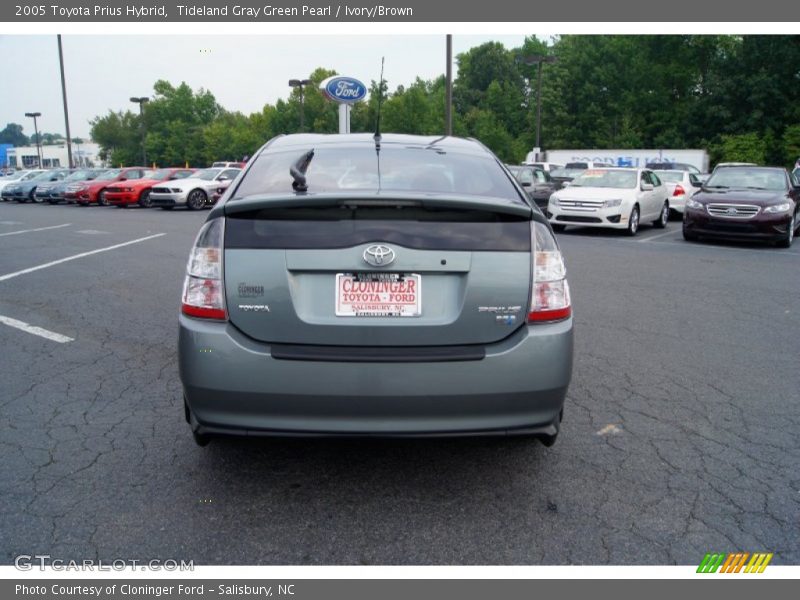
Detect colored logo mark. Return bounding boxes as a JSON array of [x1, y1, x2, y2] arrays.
[[697, 552, 773, 573]]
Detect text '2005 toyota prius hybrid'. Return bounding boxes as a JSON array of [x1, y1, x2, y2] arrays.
[[178, 134, 574, 446]]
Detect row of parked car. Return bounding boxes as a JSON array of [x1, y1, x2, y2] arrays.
[[0, 163, 244, 210], [508, 161, 800, 248]]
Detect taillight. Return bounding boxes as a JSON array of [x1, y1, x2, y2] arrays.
[[673, 184, 685, 196], [181, 218, 227, 320], [528, 221, 571, 323]]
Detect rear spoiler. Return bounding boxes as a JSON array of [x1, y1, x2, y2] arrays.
[[214, 191, 533, 219]]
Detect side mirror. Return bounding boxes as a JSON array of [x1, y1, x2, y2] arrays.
[[641, 182, 654, 191], [217, 175, 229, 182], [562, 181, 571, 188], [119, 177, 127, 181], [520, 180, 532, 187]]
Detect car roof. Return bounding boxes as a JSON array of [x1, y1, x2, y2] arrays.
[[580, 166, 644, 172], [262, 133, 493, 157], [711, 165, 786, 174]]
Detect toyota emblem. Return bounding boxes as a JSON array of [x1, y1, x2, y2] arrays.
[[363, 244, 396, 267]]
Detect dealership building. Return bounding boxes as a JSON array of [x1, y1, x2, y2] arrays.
[[4, 141, 104, 169]]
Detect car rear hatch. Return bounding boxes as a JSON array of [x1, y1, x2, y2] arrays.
[[222, 193, 533, 347]]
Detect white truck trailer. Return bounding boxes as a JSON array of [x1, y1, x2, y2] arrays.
[[526, 149, 709, 173]]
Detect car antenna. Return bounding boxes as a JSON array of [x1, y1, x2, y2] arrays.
[[374, 57, 385, 191], [374, 57, 385, 149], [290, 149, 314, 192]]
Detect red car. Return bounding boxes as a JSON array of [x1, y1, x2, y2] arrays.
[[66, 167, 148, 206], [105, 168, 196, 208]]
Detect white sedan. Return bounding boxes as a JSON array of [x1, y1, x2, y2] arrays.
[[0, 170, 45, 196], [654, 169, 703, 215], [149, 167, 241, 210], [547, 168, 670, 236]]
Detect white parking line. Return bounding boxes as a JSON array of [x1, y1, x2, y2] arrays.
[[0, 223, 71, 237], [0, 233, 166, 282], [0, 315, 73, 343], [637, 229, 680, 242]]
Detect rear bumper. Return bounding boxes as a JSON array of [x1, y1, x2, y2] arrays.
[[179, 315, 573, 437], [670, 195, 686, 213]]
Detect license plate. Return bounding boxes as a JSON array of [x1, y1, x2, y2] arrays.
[[335, 273, 421, 317]]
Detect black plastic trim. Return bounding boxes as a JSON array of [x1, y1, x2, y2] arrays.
[[270, 343, 486, 362]]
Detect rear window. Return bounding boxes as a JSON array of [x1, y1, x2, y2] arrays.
[[226, 205, 531, 252], [658, 171, 684, 183], [570, 169, 637, 189], [233, 146, 521, 201]]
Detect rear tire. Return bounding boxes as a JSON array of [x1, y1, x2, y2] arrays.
[[539, 408, 563, 447], [626, 205, 640, 236], [653, 201, 669, 228], [192, 430, 211, 447]]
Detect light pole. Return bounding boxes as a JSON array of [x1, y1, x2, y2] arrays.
[[288, 78, 312, 132], [445, 34, 453, 136], [57, 35, 74, 169], [521, 55, 558, 161], [24, 112, 42, 168], [130, 97, 149, 166]]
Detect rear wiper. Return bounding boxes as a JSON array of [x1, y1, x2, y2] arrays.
[[745, 186, 767, 190], [704, 185, 729, 189], [290, 149, 314, 192]]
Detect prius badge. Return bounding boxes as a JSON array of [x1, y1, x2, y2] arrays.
[[363, 244, 396, 267]]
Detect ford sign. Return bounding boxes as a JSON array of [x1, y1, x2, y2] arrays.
[[320, 76, 367, 104]]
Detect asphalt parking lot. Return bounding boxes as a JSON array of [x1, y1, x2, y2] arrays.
[[1, 201, 798, 566]]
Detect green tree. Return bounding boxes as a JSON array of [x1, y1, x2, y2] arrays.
[[712, 132, 767, 164], [142, 80, 222, 166], [89, 110, 141, 165], [0, 123, 29, 146]]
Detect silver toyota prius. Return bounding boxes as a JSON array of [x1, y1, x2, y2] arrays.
[[179, 133, 573, 446]]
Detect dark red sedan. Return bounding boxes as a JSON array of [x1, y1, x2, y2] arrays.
[[683, 166, 799, 248]]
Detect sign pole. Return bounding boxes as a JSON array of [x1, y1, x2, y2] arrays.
[[339, 104, 348, 134]]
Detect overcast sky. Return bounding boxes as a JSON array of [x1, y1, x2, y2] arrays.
[[0, 34, 529, 140]]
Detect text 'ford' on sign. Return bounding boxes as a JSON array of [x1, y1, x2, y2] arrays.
[[320, 76, 367, 104]]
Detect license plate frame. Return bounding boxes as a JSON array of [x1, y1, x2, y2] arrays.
[[335, 272, 422, 317]]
